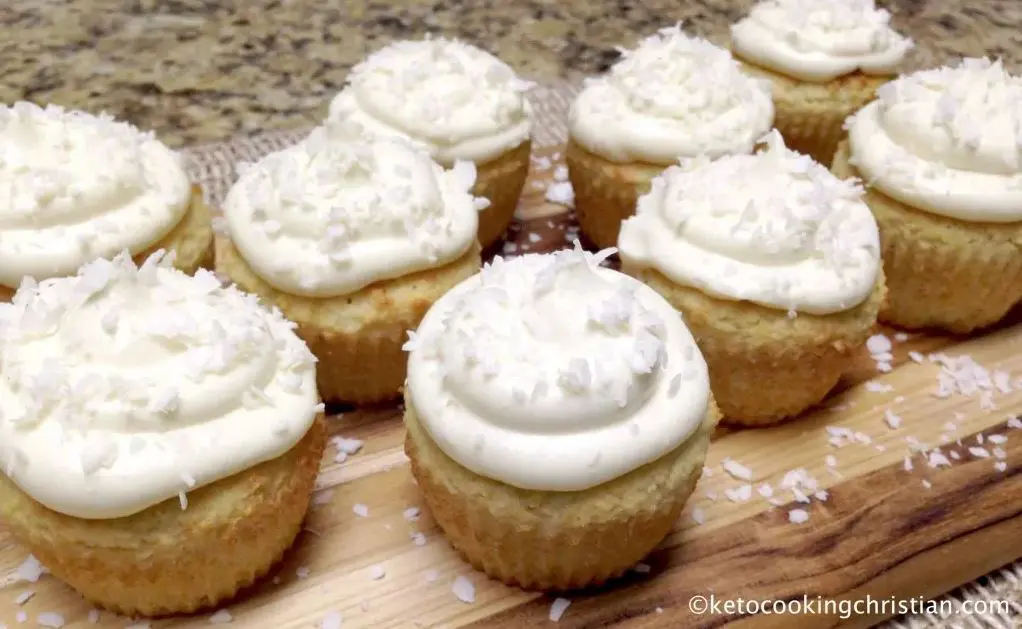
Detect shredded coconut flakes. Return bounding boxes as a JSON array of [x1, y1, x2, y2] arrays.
[[721, 458, 753, 481], [320, 611, 343, 629], [209, 609, 233, 624], [549, 598, 572, 622], [452, 576, 476, 603], [788, 509, 810, 524]]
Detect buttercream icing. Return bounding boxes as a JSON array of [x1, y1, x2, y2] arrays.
[[568, 24, 774, 165], [0, 102, 191, 289], [404, 243, 710, 491], [618, 130, 881, 314], [0, 251, 320, 519], [328, 38, 533, 165], [222, 121, 482, 298], [847, 58, 1022, 223], [730, 0, 913, 83]]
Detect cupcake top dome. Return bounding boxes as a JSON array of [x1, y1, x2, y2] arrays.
[[847, 57, 1022, 223], [618, 130, 881, 315], [404, 243, 711, 491], [328, 37, 534, 164], [222, 121, 483, 298], [730, 0, 913, 83], [0, 252, 320, 519], [0, 102, 191, 288], [568, 24, 774, 165]]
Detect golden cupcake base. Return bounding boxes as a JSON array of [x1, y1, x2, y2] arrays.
[[565, 139, 665, 250], [737, 60, 889, 166], [625, 265, 886, 426], [217, 237, 481, 404], [833, 142, 1022, 333], [167, 185, 217, 275], [0, 416, 327, 617], [404, 395, 718, 591], [0, 186, 214, 301], [469, 141, 532, 249]]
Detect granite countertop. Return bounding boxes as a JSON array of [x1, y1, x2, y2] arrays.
[[2, 0, 1019, 148]]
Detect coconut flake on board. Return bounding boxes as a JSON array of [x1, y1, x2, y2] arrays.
[[550, 598, 572, 622], [721, 458, 754, 481], [320, 611, 343, 629], [209, 609, 233, 624], [37, 613, 66, 629], [788, 509, 809, 524], [452, 576, 476, 603]]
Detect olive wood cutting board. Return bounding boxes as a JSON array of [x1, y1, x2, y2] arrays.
[[1, 146, 1021, 629]]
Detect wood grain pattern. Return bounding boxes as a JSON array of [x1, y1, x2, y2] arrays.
[[476, 414, 1022, 628], [1, 148, 1022, 628]]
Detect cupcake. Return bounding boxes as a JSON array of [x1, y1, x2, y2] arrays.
[[328, 38, 534, 248], [834, 58, 1022, 333], [0, 252, 326, 616], [403, 244, 719, 590], [618, 131, 885, 425], [730, 0, 913, 165], [566, 24, 774, 250], [217, 122, 483, 404], [0, 102, 213, 301]]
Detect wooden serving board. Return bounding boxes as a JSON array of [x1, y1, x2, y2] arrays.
[[2, 147, 1022, 629]]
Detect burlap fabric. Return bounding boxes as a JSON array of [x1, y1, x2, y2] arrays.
[[181, 80, 1022, 629]]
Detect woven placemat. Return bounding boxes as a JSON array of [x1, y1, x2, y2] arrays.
[[181, 80, 1022, 629]]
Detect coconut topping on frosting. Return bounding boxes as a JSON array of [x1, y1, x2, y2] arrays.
[[730, 0, 912, 83], [222, 121, 481, 298], [618, 130, 881, 314], [847, 58, 1022, 223], [568, 24, 774, 165], [0, 251, 319, 519], [0, 102, 191, 289], [404, 243, 710, 491], [328, 38, 534, 164]]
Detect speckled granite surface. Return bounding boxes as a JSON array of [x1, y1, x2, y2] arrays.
[[2, 0, 1020, 147]]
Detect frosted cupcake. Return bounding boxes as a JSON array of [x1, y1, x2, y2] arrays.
[[730, 0, 913, 165], [834, 58, 1022, 333], [329, 38, 533, 248], [217, 122, 483, 404], [619, 131, 885, 425], [0, 102, 213, 300], [0, 252, 326, 616], [403, 244, 719, 589], [566, 24, 774, 250]]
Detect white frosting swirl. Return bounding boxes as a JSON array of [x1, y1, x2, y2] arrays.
[[328, 38, 534, 164], [0, 102, 191, 289], [223, 122, 482, 298], [619, 131, 881, 314], [848, 58, 1022, 223], [0, 252, 320, 519], [404, 244, 710, 491], [568, 24, 774, 165], [730, 0, 913, 83]]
